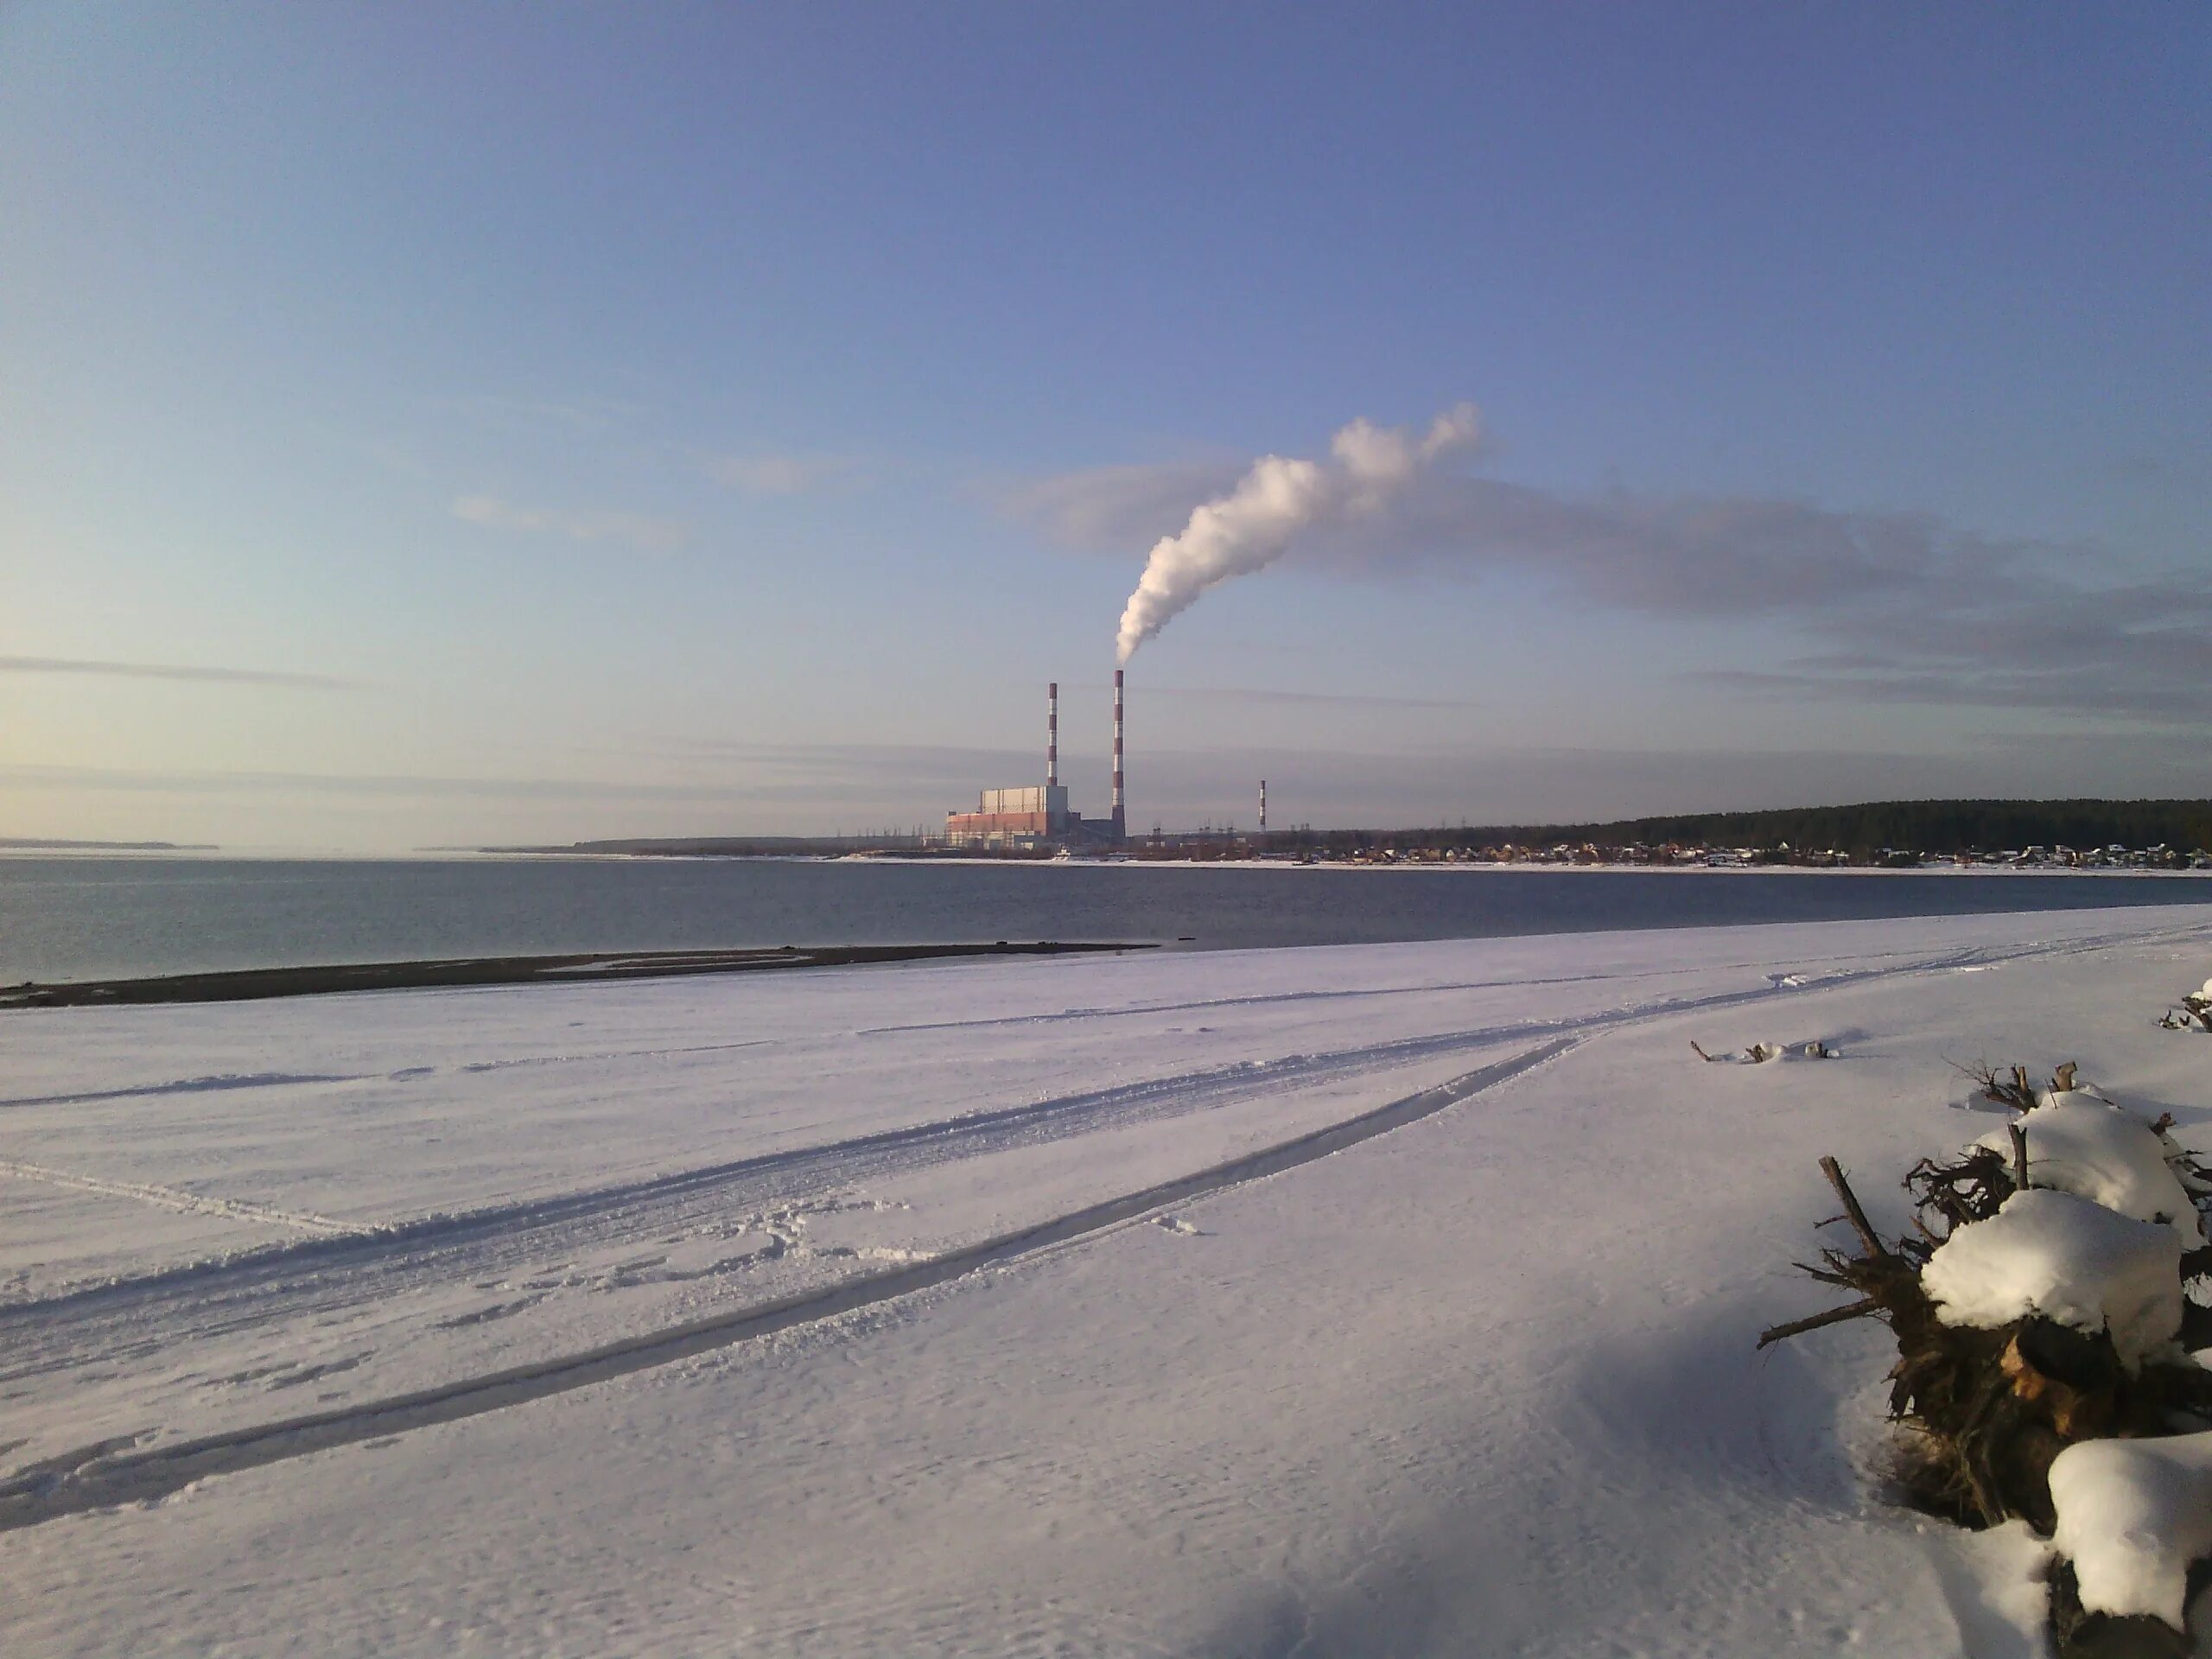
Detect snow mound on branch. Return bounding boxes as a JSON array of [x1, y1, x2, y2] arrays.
[[1974, 1096, 2207, 1248], [2049, 1431, 2212, 1630], [1921, 1189, 2183, 1368]]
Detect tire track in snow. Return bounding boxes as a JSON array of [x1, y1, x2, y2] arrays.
[[0, 1024, 1539, 1333], [855, 969, 1637, 1035], [0, 1037, 1578, 1532], [0, 1160, 364, 1237], [0, 931, 2120, 1344], [855, 918, 2212, 1038], [0, 1022, 1576, 1396], [0, 1045, 774, 1115], [0, 922, 2186, 1494], [0, 1072, 363, 1112]]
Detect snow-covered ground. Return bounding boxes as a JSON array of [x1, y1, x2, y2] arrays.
[[6, 906, 2212, 1656]]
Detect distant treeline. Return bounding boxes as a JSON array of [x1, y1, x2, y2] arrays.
[[0, 837, 213, 851], [1277, 799, 2212, 860], [494, 800, 2212, 863]]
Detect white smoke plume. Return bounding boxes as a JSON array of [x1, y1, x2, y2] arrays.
[[1114, 404, 1481, 664]]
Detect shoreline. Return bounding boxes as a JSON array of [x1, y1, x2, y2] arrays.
[[5, 844, 2209, 877], [807, 856, 2212, 876], [0, 940, 1147, 1011]]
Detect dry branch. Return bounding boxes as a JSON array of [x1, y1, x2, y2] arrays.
[[1771, 1145, 2212, 1535], [1758, 1297, 1879, 1348], [1821, 1155, 1891, 1261], [1765, 1058, 2212, 1656], [1955, 1059, 2044, 1113], [1904, 1145, 2014, 1235]]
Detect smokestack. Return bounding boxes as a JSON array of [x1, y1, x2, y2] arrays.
[[1111, 668, 1125, 840], [1047, 682, 1058, 787], [1260, 779, 1268, 833]]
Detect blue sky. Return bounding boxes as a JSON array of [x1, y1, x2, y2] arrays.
[[3, 3, 2207, 849]]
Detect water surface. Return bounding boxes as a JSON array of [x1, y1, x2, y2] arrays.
[[5, 855, 2210, 986]]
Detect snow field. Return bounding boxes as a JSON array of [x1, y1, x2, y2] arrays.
[[5, 906, 2212, 1654]]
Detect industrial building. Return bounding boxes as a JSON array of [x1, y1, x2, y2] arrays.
[[944, 784, 1073, 847], [946, 673, 1126, 849]]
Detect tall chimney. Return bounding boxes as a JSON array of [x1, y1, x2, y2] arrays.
[[1260, 779, 1268, 833], [1046, 682, 1058, 787], [1111, 668, 1126, 840]]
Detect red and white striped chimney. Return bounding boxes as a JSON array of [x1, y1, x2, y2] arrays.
[[1046, 682, 1058, 787], [1111, 668, 1126, 839]]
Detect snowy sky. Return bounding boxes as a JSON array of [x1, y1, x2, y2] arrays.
[[3, 4, 2208, 849]]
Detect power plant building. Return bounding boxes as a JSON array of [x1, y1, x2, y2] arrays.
[[946, 675, 1125, 849], [944, 785, 1073, 848]]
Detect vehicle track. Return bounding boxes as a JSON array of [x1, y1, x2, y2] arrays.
[[0, 931, 2118, 1385], [0, 1020, 1554, 1379], [2, 922, 2191, 1514], [0, 1159, 362, 1237], [0, 1036, 1580, 1532]]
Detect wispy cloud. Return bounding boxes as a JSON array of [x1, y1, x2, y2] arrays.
[[1136, 684, 1481, 712], [613, 731, 2212, 824], [15, 724, 2205, 841], [1002, 459, 1244, 552], [443, 392, 646, 432], [0, 763, 754, 803], [453, 494, 690, 551], [702, 453, 853, 496], [1004, 454, 2212, 722], [0, 748, 1014, 813], [657, 740, 1038, 798], [0, 656, 358, 690], [1007, 460, 1960, 611]]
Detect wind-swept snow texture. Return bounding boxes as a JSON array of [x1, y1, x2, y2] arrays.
[[6, 906, 2212, 1656]]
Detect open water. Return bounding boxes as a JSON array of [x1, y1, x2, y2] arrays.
[[5, 855, 2212, 986]]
